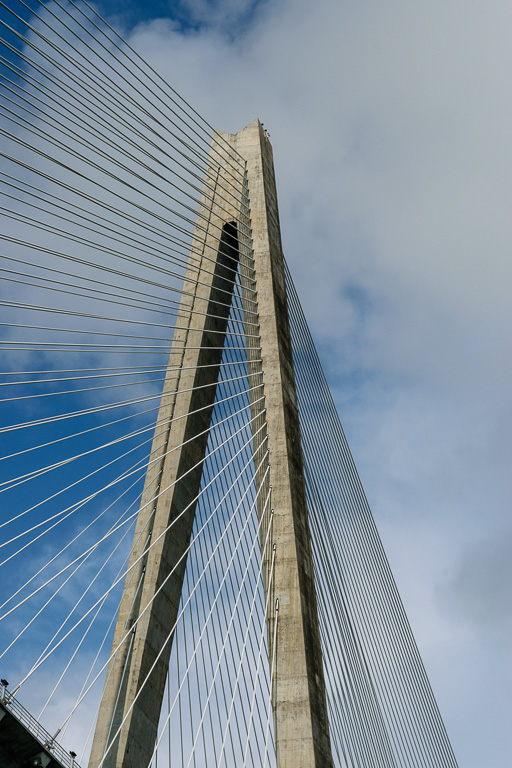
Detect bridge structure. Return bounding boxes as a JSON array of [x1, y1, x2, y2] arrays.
[[0, 2, 460, 767]]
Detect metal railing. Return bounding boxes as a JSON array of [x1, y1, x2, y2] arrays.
[[0, 686, 80, 768]]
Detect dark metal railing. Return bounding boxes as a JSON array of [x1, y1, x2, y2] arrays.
[[0, 686, 80, 768]]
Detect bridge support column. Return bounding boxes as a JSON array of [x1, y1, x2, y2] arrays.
[[89, 120, 333, 768], [225, 120, 333, 768], [88, 136, 246, 768]]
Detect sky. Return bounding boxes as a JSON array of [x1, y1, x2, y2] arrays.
[[86, 0, 512, 765], [0, 0, 510, 765]]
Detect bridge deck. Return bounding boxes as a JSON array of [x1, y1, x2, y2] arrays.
[[0, 693, 79, 768]]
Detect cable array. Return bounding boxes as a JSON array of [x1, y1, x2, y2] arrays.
[[0, 2, 459, 768], [0, 1, 275, 765], [285, 262, 459, 768]]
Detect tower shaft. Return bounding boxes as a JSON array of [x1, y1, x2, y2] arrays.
[[89, 120, 332, 768]]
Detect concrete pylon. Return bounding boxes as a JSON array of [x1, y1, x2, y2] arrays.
[[89, 120, 332, 768], [226, 121, 333, 768]]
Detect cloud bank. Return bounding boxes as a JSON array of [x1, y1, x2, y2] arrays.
[[114, 0, 512, 765]]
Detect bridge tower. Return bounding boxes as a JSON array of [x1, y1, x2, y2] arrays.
[[88, 120, 333, 768]]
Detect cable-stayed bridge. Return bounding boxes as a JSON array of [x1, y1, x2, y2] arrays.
[[0, 1, 459, 767]]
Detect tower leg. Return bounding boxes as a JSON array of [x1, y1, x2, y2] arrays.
[[226, 120, 333, 768], [89, 121, 333, 768], [88, 137, 246, 768]]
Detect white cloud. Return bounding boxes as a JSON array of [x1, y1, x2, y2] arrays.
[[442, 526, 512, 642], [122, 0, 512, 764]]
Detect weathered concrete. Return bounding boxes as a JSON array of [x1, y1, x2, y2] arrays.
[[88, 134, 248, 768], [222, 120, 333, 768], [89, 120, 332, 768]]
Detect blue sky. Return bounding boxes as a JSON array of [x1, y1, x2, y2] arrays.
[[0, 0, 511, 765], [93, 0, 264, 36]]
